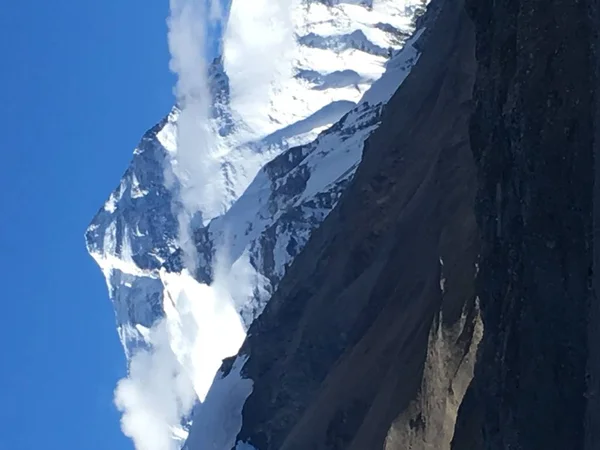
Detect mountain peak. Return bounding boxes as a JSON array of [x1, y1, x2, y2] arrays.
[[86, 0, 428, 447]]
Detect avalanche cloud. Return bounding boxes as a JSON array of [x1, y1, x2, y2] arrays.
[[86, 0, 428, 449], [114, 253, 255, 450]]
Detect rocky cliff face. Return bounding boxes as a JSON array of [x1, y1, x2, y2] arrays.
[[207, 0, 600, 449], [225, 1, 482, 448], [452, 0, 596, 448]]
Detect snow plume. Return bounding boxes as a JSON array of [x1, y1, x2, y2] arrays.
[[114, 2, 300, 449], [166, 0, 225, 233], [114, 251, 256, 450], [223, 0, 295, 133], [160, 252, 251, 402], [114, 320, 196, 450]]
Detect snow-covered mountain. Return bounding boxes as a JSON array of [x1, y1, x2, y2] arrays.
[[85, 0, 428, 448]]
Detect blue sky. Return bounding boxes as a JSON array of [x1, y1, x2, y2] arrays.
[[0, 0, 178, 448]]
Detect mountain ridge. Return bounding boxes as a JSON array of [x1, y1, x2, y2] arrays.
[[85, 0, 429, 446]]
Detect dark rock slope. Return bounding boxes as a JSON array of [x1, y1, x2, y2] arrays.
[[222, 0, 600, 449], [232, 1, 481, 448], [452, 0, 597, 449]]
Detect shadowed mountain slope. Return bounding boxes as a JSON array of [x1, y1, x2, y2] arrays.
[[452, 0, 596, 448], [229, 1, 481, 448]]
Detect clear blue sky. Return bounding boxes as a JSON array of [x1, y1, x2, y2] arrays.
[[0, 0, 177, 449]]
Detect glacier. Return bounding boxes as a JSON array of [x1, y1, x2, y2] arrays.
[[85, 0, 428, 448]]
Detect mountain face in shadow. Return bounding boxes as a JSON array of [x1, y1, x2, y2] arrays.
[[207, 0, 600, 449], [452, 0, 596, 448]]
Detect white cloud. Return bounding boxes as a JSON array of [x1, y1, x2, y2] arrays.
[[166, 0, 225, 227], [168, 0, 209, 109], [114, 255, 254, 450], [164, 0, 300, 225], [114, 319, 195, 450], [161, 263, 248, 402], [223, 0, 296, 133]]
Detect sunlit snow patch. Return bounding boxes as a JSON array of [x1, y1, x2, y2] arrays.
[[161, 267, 247, 402], [183, 356, 253, 450]]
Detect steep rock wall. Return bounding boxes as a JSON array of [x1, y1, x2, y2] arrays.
[[452, 0, 596, 448], [230, 1, 481, 448]]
